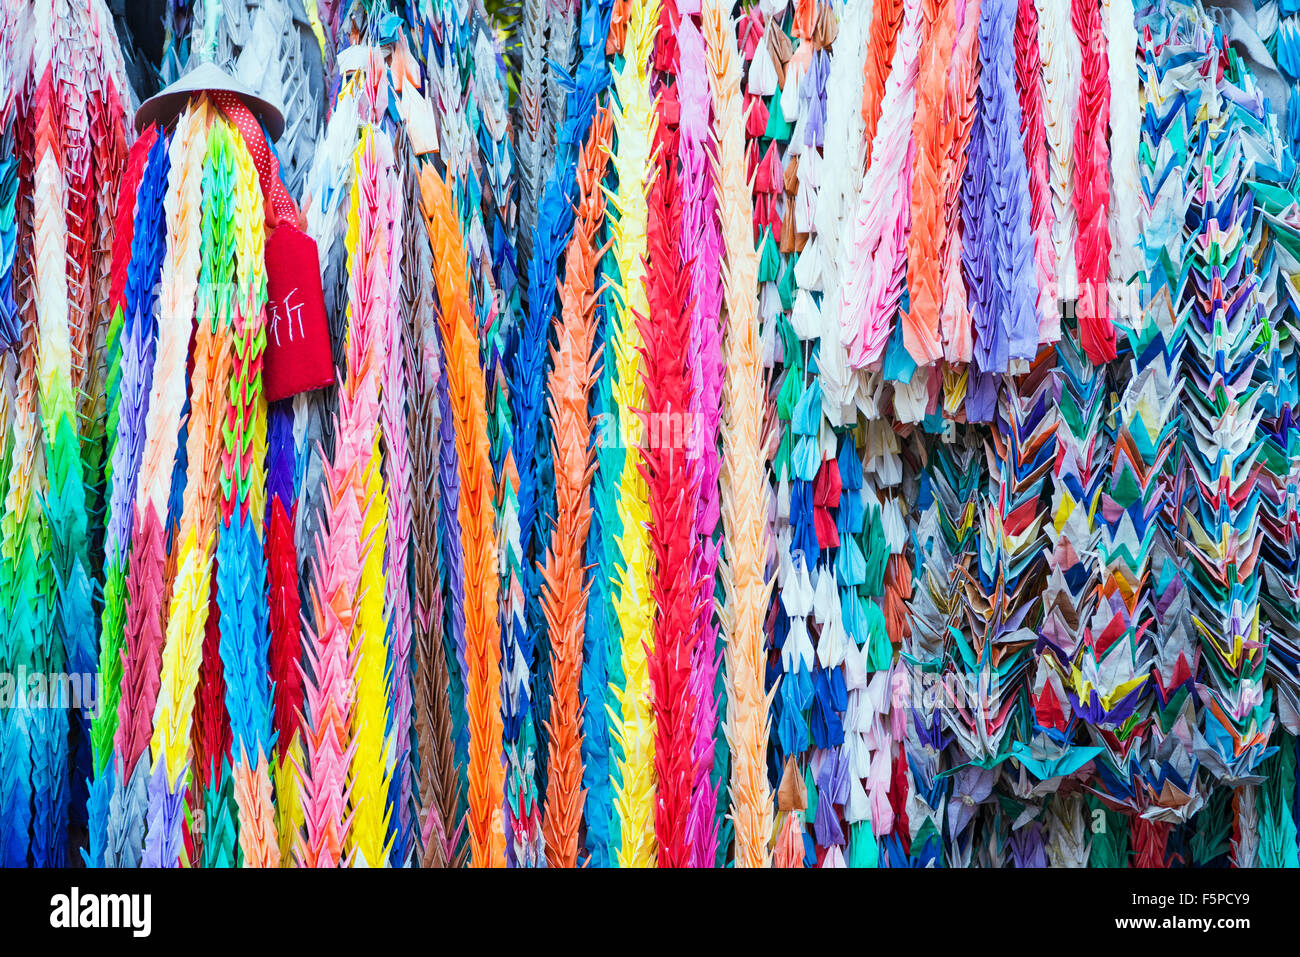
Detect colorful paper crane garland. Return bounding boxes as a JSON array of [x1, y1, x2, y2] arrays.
[[2, 0, 1300, 868]]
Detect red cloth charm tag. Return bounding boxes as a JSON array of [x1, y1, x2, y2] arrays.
[[264, 224, 334, 402]]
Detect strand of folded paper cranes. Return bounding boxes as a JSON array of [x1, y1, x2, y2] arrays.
[[0, 0, 130, 868], [4, 0, 1300, 867]]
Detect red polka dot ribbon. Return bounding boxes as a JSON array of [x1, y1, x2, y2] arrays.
[[211, 90, 298, 228]]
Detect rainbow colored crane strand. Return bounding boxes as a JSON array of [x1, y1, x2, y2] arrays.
[[5, 0, 1300, 871]]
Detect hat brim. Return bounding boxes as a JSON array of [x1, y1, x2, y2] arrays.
[[134, 62, 286, 140]]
